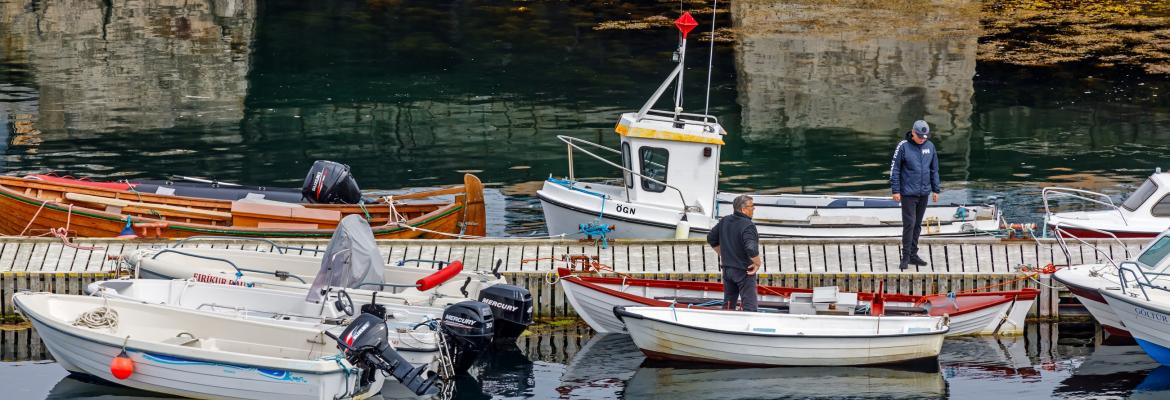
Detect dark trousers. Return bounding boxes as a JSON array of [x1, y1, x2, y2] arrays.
[[721, 267, 758, 312], [900, 195, 929, 258]]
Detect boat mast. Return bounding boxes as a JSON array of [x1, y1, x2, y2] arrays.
[[636, 12, 699, 121]]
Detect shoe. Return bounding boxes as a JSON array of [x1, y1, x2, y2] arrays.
[[910, 255, 929, 266], [898, 258, 909, 270]]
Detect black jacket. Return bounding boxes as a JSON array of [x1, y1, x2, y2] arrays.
[[889, 131, 941, 197], [706, 211, 760, 270]]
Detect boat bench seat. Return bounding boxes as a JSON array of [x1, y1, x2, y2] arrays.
[[230, 201, 341, 228]]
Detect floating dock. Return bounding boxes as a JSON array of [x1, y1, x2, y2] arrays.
[[0, 237, 1145, 321]]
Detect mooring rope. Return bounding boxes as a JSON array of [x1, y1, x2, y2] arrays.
[[72, 300, 119, 331]]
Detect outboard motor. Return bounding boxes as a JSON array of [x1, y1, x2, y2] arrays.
[[301, 160, 362, 204], [440, 300, 495, 373], [327, 313, 438, 396], [477, 284, 534, 342]]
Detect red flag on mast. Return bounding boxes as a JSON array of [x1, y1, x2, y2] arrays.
[[674, 12, 698, 39]]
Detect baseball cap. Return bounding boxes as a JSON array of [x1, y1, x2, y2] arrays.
[[912, 120, 930, 139]]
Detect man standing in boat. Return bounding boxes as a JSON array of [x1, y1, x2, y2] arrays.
[[707, 195, 762, 311], [890, 120, 940, 270]]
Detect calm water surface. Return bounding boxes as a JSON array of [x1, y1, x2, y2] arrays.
[[1, 322, 1167, 399], [0, 0, 1168, 235]]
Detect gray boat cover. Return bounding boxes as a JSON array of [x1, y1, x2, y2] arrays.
[[305, 215, 386, 303]]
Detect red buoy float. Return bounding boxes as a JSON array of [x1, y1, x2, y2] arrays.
[[110, 349, 134, 380]]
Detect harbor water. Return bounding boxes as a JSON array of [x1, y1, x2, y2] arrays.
[[2, 322, 1168, 399]]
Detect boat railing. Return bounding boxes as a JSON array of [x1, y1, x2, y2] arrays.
[[1051, 224, 1129, 269], [169, 236, 324, 254], [637, 109, 721, 131], [150, 249, 307, 284], [1041, 187, 1128, 226], [557, 135, 694, 213], [1116, 261, 1170, 301]]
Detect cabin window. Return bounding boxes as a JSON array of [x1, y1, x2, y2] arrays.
[[622, 142, 633, 189], [1122, 179, 1158, 211], [639, 146, 669, 193], [1138, 236, 1170, 269], [1154, 194, 1170, 217]]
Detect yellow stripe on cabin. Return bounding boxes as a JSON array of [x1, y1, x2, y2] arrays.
[[615, 123, 725, 145]]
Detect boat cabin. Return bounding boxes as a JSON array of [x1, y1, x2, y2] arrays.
[[615, 110, 725, 217]]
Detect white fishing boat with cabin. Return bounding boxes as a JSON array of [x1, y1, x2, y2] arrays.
[[614, 305, 948, 366], [537, 13, 1000, 240]]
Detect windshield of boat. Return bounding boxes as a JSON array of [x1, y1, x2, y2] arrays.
[[1137, 236, 1170, 270], [1122, 179, 1158, 211]]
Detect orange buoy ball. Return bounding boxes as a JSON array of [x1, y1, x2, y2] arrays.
[[110, 350, 134, 380]]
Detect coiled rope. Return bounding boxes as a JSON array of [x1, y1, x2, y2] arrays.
[[72, 303, 119, 331]]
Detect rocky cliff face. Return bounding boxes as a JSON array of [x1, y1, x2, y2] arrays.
[[0, 0, 255, 137]]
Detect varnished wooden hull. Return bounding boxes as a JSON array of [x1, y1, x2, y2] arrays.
[[0, 174, 486, 239]]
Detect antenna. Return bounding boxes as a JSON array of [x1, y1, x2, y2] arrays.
[[704, 0, 718, 116], [673, 12, 698, 122]]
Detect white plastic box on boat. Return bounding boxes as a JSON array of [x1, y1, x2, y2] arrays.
[[14, 292, 381, 400], [615, 306, 948, 366]]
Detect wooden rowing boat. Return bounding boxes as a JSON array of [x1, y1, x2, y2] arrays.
[[0, 174, 486, 239]]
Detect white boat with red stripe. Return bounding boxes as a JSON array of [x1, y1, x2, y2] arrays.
[[557, 267, 1035, 336]]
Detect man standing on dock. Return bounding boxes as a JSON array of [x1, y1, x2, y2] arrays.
[[707, 195, 761, 311], [890, 120, 941, 271]]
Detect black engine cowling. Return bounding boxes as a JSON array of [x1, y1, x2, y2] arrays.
[[331, 313, 438, 396], [441, 300, 496, 373], [301, 160, 362, 204], [477, 284, 534, 342]]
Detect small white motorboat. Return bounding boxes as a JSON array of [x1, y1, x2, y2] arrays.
[[557, 268, 1034, 336], [537, 14, 1000, 240], [614, 306, 948, 366], [1053, 231, 1170, 337], [1100, 263, 1170, 365], [86, 278, 498, 373], [13, 292, 438, 399], [121, 215, 534, 341], [1045, 170, 1170, 239]]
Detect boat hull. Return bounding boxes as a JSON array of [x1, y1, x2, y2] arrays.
[[616, 307, 946, 366], [15, 294, 379, 400], [1053, 266, 1131, 337], [539, 181, 999, 239], [1102, 289, 1170, 365], [559, 270, 1034, 336]]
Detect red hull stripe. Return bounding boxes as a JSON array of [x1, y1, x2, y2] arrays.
[[557, 268, 1037, 317]]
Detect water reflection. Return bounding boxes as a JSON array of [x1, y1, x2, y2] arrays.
[[1133, 366, 1170, 400], [731, 0, 978, 140], [7, 322, 1170, 398], [0, 0, 254, 134], [47, 373, 179, 399], [626, 362, 946, 400]]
